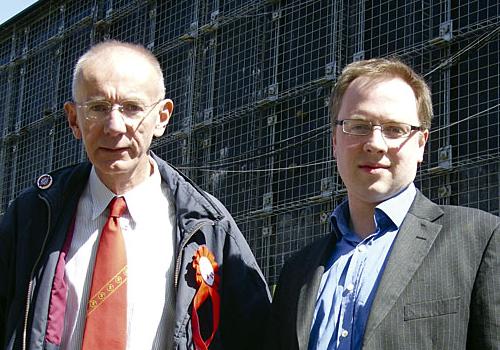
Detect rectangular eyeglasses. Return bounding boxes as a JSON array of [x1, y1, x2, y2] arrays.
[[335, 119, 423, 139]]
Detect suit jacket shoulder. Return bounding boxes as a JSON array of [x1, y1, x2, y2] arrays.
[[364, 191, 500, 350], [267, 190, 500, 350]]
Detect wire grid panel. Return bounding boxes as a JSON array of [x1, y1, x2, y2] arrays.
[[52, 114, 84, 170], [155, 44, 195, 136], [363, 1, 445, 59], [105, 3, 150, 43], [105, 0, 139, 13], [57, 24, 94, 105], [242, 201, 338, 285], [63, 0, 96, 28], [350, 0, 500, 213], [14, 28, 26, 60], [156, 0, 197, 45], [222, 0, 261, 14], [187, 115, 261, 218], [259, 90, 333, 208], [152, 137, 189, 174], [18, 47, 58, 129], [25, 6, 60, 51], [10, 122, 54, 197], [275, 0, 333, 91], [0, 36, 12, 66], [416, 161, 500, 216], [0, 142, 16, 210], [416, 8, 499, 213], [0, 0, 498, 285], [453, 1, 500, 31], [3, 65, 21, 136], [454, 163, 500, 215], [0, 69, 10, 135], [209, 14, 266, 116], [449, 39, 500, 164]]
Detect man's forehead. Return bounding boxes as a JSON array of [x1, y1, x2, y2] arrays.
[[82, 51, 152, 77], [340, 75, 417, 115], [350, 74, 406, 89], [75, 52, 158, 100], [344, 75, 415, 101]]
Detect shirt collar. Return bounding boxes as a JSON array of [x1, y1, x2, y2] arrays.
[[331, 183, 417, 243], [89, 167, 116, 220], [331, 200, 352, 240], [89, 156, 161, 221], [376, 183, 416, 228], [122, 157, 161, 222]]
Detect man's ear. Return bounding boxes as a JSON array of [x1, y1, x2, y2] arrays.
[[420, 128, 429, 146], [153, 99, 174, 137], [417, 129, 429, 163], [332, 127, 337, 158], [64, 101, 82, 139]]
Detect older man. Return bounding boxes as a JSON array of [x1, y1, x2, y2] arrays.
[[267, 58, 499, 350], [0, 40, 270, 350]]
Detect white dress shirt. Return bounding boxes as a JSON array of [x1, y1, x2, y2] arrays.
[[60, 158, 176, 350]]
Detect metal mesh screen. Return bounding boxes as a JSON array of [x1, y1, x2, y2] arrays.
[[0, 0, 498, 285]]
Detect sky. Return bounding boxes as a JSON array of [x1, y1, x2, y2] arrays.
[[1, 0, 39, 25]]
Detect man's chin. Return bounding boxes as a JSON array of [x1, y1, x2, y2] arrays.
[[94, 159, 134, 176], [364, 184, 406, 203]]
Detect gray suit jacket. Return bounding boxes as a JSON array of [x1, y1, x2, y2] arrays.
[[266, 191, 500, 349]]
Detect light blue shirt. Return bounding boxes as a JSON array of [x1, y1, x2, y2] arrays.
[[308, 184, 417, 350]]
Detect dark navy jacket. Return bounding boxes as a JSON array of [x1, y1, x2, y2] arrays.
[[0, 153, 271, 350]]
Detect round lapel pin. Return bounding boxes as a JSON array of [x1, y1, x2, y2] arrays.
[[37, 174, 53, 190], [198, 256, 215, 286]]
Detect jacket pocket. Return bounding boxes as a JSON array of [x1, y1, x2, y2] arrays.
[[404, 296, 460, 321]]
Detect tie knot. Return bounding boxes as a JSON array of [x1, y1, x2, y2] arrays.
[[109, 197, 127, 218]]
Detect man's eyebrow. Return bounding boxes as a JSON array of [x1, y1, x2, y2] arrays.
[[81, 96, 148, 102], [344, 112, 374, 120], [83, 96, 108, 101]]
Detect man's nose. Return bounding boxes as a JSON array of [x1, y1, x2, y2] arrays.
[[103, 109, 128, 135], [363, 126, 388, 153]]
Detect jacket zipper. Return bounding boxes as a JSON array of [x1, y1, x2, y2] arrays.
[[22, 195, 52, 350], [174, 220, 214, 289]]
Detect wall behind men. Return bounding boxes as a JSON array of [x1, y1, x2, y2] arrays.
[[0, 0, 498, 285]]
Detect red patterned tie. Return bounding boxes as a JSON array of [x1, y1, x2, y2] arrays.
[[82, 197, 128, 349]]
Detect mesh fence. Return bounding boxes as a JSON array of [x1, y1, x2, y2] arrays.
[[0, 0, 498, 285]]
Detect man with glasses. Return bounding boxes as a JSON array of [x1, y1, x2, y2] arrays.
[[0, 40, 270, 350], [267, 58, 499, 350]]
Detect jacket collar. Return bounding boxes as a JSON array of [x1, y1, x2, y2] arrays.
[[36, 152, 224, 244], [296, 233, 337, 349], [150, 152, 223, 235]]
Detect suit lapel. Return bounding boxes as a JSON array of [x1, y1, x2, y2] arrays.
[[363, 192, 444, 343], [296, 235, 336, 350]]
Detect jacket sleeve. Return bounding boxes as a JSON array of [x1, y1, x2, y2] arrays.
[[0, 199, 19, 348], [218, 218, 271, 350], [265, 262, 289, 350], [0, 190, 50, 350], [264, 252, 306, 350], [265, 234, 333, 350], [467, 220, 500, 349]]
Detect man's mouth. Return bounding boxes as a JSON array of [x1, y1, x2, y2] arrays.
[[359, 163, 390, 172]]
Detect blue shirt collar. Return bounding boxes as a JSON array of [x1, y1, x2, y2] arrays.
[[377, 183, 417, 227], [331, 183, 417, 243]]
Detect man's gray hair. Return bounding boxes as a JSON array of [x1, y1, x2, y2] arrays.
[[71, 40, 165, 101]]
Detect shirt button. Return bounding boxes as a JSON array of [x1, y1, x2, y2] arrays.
[[341, 330, 349, 337], [357, 245, 367, 252], [346, 283, 354, 292]]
